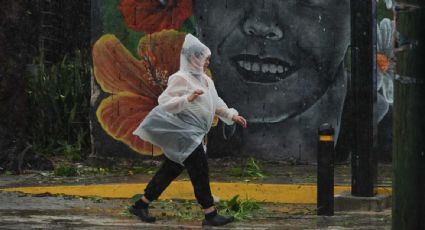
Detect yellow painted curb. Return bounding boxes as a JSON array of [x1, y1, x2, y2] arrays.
[[0, 182, 391, 204]]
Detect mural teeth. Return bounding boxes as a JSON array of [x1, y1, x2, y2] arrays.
[[251, 62, 260, 72], [269, 64, 277, 74], [236, 58, 291, 75], [244, 62, 252, 70], [261, 64, 269, 73], [277, 65, 284, 73]]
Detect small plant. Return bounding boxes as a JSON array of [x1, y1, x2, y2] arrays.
[[26, 50, 91, 160], [217, 195, 260, 220], [89, 196, 103, 203], [245, 157, 266, 178], [54, 164, 78, 177], [56, 139, 84, 162], [128, 197, 203, 221], [79, 166, 109, 176], [129, 165, 157, 175], [159, 199, 203, 220], [228, 157, 267, 179]]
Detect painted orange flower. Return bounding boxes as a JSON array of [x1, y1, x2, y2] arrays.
[[119, 0, 192, 33], [92, 30, 186, 156], [377, 53, 390, 73]]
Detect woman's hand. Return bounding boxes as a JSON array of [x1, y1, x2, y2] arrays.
[[187, 89, 204, 102], [232, 115, 247, 128]]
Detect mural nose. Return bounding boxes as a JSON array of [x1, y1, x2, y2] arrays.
[[243, 17, 283, 41]]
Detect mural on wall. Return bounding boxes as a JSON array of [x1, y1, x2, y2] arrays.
[[93, 31, 184, 156], [195, 0, 351, 162], [91, 0, 396, 162], [91, 0, 217, 158], [199, 0, 397, 162], [376, 0, 397, 161]]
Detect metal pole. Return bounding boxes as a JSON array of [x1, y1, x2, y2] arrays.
[[317, 123, 335, 216], [350, 0, 378, 197]]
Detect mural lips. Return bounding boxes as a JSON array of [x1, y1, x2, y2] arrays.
[[231, 54, 298, 83]]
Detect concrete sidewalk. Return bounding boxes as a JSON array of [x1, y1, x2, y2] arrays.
[[0, 161, 393, 229], [0, 191, 391, 229]]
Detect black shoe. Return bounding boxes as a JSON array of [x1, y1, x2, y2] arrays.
[[202, 214, 234, 226], [129, 205, 156, 223]]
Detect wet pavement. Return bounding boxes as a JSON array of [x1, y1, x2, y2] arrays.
[[0, 161, 392, 229], [0, 191, 391, 229]]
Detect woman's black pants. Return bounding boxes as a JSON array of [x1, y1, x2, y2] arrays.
[[143, 144, 214, 209]]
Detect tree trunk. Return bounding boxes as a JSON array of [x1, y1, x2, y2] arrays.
[[392, 1, 425, 229]]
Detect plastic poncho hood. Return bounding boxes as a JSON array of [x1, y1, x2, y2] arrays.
[[180, 34, 211, 77]]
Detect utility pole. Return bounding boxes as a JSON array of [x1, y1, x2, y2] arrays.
[[350, 0, 378, 197], [392, 1, 425, 229]]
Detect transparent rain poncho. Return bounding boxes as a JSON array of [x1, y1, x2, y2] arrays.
[[133, 34, 238, 164]]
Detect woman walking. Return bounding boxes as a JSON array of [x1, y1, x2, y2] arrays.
[[131, 34, 247, 226]]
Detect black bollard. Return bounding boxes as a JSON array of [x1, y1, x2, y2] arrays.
[[317, 123, 335, 216]]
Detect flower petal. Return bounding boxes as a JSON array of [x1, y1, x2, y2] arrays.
[[119, 0, 192, 33], [381, 72, 394, 104], [377, 70, 384, 90], [92, 34, 161, 98], [377, 18, 395, 57], [385, 0, 393, 9], [377, 93, 389, 123], [138, 30, 186, 87], [376, 0, 394, 9], [97, 93, 162, 156]]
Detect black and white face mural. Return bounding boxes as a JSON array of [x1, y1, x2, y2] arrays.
[[194, 0, 351, 162]]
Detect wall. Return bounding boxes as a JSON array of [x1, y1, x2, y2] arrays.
[[90, 0, 394, 162]]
